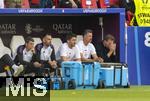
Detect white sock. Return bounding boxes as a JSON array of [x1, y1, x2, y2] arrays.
[[12, 64, 18, 71]]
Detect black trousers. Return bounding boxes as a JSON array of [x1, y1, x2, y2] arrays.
[[40, 61, 62, 76], [0, 54, 15, 72], [40, 61, 54, 73], [22, 61, 54, 76]]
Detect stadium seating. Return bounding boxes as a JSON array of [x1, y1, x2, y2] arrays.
[[10, 35, 25, 59], [76, 35, 83, 43], [0, 37, 11, 76], [3, 47, 11, 57], [51, 38, 63, 60], [33, 37, 42, 46], [0, 37, 11, 57], [0, 37, 4, 47]]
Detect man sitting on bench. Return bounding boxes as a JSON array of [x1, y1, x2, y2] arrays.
[[95, 34, 116, 62], [14, 36, 42, 76], [59, 33, 81, 61], [33, 33, 57, 75], [77, 29, 103, 62]]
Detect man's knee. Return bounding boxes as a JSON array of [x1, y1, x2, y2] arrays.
[[1, 54, 10, 59]]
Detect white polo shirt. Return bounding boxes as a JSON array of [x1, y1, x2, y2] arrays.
[[40, 46, 53, 61], [60, 43, 80, 61], [23, 48, 33, 62], [77, 40, 96, 59]]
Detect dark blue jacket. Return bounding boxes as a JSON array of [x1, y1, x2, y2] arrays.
[[14, 45, 34, 65], [33, 43, 56, 63]]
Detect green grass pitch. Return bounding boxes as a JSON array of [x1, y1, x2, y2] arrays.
[[50, 86, 150, 101], [0, 86, 150, 101]]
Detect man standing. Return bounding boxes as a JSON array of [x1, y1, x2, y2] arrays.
[[77, 29, 103, 62]]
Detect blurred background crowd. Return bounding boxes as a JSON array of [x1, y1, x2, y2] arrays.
[[0, 0, 136, 26]]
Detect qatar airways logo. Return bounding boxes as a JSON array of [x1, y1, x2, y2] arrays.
[[52, 24, 72, 34], [0, 24, 16, 34]]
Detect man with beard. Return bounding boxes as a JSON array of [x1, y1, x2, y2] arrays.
[[33, 33, 57, 74], [59, 33, 81, 61]]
